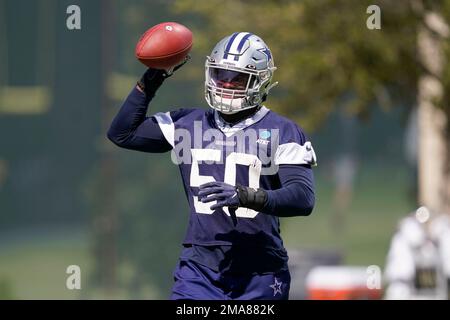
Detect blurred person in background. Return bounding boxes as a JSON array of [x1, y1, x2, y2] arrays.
[[0, 159, 7, 190], [330, 112, 358, 235], [384, 206, 450, 299], [403, 108, 418, 205], [331, 153, 357, 234]]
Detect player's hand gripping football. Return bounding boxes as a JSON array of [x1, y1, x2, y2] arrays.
[[137, 55, 190, 96], [198, 182, 240, 210]]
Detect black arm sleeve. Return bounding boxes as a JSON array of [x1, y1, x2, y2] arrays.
[[238, 164, 315, 217], [265, 164, 315, 217], [107, 70, 172, 153]]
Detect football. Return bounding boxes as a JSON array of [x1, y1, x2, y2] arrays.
[[135, 22, 193, 70]]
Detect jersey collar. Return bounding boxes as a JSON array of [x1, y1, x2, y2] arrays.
[[214, 106, 270, 137]]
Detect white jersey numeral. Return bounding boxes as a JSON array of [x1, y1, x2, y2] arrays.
[[223, 152, 261, 218], [190, 150, 262, 218], [190, 149, 221, 215]]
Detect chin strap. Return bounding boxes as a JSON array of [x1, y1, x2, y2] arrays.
[[267, 81, 279, 93]]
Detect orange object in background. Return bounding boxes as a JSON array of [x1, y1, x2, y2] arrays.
[[306, 266, 383, 300]]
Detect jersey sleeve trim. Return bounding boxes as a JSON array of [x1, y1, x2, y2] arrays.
[[154, 112, 175, 148], [274, 141, 317, 166]]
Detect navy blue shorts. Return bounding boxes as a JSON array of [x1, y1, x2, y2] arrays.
[[170, 259, 291, 300]]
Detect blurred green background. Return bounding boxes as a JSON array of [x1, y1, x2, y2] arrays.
[[1, 0, 449, 299]]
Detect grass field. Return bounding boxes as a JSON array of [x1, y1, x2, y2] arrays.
[[0, 165, 414, 299], [0, 228, 90, 299]]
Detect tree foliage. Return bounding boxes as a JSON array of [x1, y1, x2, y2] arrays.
[[173, 0, 450, 131]]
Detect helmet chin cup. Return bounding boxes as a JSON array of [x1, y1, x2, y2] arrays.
[[218, 107, 239, 115], [211, 94, 245, 114]]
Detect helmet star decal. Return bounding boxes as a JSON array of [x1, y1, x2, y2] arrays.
[[258, 47, 272, 62]]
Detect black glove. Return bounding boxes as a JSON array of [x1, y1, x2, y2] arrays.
[[137, 55, 190, 97], [136, 68, 166, 97], [236, 185, 268, 212]]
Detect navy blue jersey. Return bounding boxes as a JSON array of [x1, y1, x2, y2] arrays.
[[108, 87, 317, 274], [151, 106, 316, 249]]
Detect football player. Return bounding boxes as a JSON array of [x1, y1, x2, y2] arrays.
[[108, 32, 317, 300], [384, 207, 450, 300]]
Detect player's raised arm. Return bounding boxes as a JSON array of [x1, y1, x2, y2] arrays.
[[107, 51, 190, 153], [107, 68, 172, 153], [108, 22, 192, 153]]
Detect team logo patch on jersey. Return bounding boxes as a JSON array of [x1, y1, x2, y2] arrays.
[[260, 130, 271, 140], [256, 130, 272, 145], [269, 278, 283, 296]]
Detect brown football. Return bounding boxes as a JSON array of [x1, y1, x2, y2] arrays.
[[135, 22, 193, 70]]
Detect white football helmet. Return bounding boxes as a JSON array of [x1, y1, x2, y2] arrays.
[[205, 32, 278, 114]]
